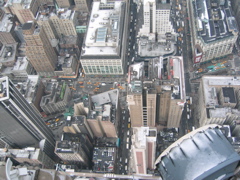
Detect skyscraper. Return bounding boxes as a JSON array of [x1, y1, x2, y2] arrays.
[[127, 57, 185, 128], [0, 76, 55, 148], [22, 22, 57, 76]]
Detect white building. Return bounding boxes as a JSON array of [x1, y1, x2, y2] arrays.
[[80, 1, 128, 77], [138, 0, 174, 37]]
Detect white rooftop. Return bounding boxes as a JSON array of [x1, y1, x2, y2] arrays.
[[0, 14, 13, 32], [202, 76, 240, 106], [82, 1, 123, 56], [5, 0, 32, 9], [12, 57, 29, 71]]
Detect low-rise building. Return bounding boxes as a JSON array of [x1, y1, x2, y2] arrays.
[[40, 81, 71, 115]]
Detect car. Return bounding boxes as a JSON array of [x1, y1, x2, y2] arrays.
[[101, 83, 106, 86], [55, 118, 60, 122]]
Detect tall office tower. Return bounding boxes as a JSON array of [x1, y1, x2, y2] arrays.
[[73, 116, 94, 140], [36, 11, 57, 41], [55, 133, 93, 167], [4, 0, 41, 25], [49, 9, 78, 39], [0, 76, 55, 148], [131, 127, 157, 174], [155, 125, 240, 180], [74, 0, 92, 13], [62, 115, 94, 141], [138, 0, 174, 36], [127, 57, 185, 128], [196, 76, 240, 131], [127, 62, 157, 127], [0, 13, 19, 45], [157, 57, 185, 128], [22, 22, 57, 76], [188, 0, 238, 64], [55, 0, 71, 8], [87, 114, 104, 137], [80, 1, 128, 77], [74, 98, 90, 117]]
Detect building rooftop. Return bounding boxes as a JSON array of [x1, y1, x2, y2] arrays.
[[0, 76, 9, 101], [12, 56, 29, 71], [222, 87, 236, 103], [138, 35, 176, 57], [82, 1, 124, 57], [202, 76, 240, 107], [16, 75, 40, 103], [0, 13, 13, 32], [192, 0, 238, 43], [132, 127, 157, 149], [0, 43, 17, 63], [57, 9, 75, 20], [155, 124, 240, 180], [91, 89, 119, 108], [128, 56, 185, 101], [22, 22, 33, 30]]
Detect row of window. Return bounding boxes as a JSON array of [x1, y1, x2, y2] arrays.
[[84, 65, 123, 74]]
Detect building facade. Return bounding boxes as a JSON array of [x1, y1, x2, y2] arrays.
[[0, 13, 19, 45], [55, 0, 71, 8], [131, 127, 157, 174], [0, 76, 55, 148], [4, 0, 41, 25], [55, 133, 93, 167], [188, 0, 238, 64], [74, 0, 92, 13], [49, 9, 78, 39], [127, 57, 185, 128], [139, 0, 174, 36], [22, 22, 58, 75], [196, 76, 240, 128]]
